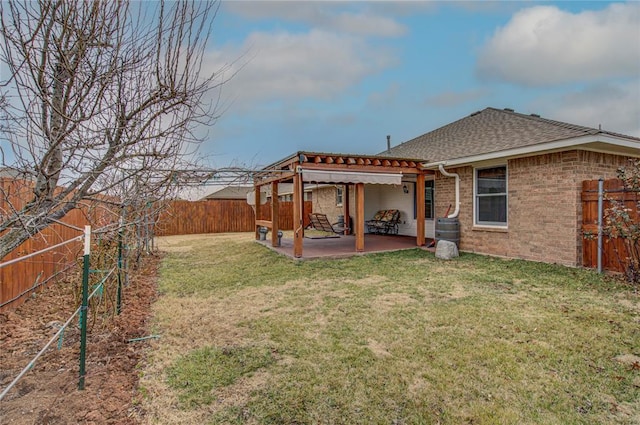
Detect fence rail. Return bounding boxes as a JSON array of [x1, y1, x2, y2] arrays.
[[155, 199, 313, 236], [581, 178, 639, 273], [0, 226, 120, 400]]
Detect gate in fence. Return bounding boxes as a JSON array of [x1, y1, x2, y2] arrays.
[[581, 178, 639, 273]]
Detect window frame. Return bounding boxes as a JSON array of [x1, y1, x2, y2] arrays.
[[425, 179, 435, 220], [414, 180, 435, 220], [473, 164, 508, 228], [335, 186, 343, 206]]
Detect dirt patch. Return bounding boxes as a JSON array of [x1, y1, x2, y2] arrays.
[[615, 296, 640, 314], [372, 292, 417, 313], [614, 354, 640, 367], [367, 339, 392, 358], [0, 256, 159, 425]]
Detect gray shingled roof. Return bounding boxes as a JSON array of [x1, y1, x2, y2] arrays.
[[382, 107, 639, 163], [202, 186, 253, 200], [0, 167, 34, 180]]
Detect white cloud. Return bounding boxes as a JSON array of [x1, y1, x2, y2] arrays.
[[477, 3, 640, 86], [535, 79, 640, 137], [224, 1, 407, 37], [205, 29, 397, 107], [332, 12, 406, 37]]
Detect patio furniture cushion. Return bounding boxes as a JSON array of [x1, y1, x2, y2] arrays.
[[381, 210, 396, 222], [372, 210, 386, 221]]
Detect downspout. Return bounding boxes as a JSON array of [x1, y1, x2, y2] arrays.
[[438, 164, 460, 219]]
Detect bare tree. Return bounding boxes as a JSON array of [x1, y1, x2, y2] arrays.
[[0, 0, 225, 260]]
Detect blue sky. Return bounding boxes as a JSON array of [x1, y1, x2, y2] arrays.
[[200, 0, 640, 169]]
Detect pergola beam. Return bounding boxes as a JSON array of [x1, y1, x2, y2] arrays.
[[298, 163, 426, 175], [254, 171, 296, 187]]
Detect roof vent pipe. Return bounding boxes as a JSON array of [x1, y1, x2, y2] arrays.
[[438, 164, 460, 218], [386, 135, 391, 153]]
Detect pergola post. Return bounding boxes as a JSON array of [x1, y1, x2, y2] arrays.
[[355, 183, 365, 252], [271, 182, 279, 246], [254, 185, 261, 240], [293, 172, 303, 258], [343, 185, 350, 235], [416, 173, 426, 246]]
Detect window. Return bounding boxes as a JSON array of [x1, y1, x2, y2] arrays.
[[475, 166, 507, 226], [425, 180, 435, 220], [413, 180, 435, 220], [336, 186, 343, 206]]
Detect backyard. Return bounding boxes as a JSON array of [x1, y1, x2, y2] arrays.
[[140, 233, 639, 424]]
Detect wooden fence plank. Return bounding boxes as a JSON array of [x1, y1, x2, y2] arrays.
[[155, 200, 313, 236], [0, 178, 119, 311], [581, 178, 639, 273]]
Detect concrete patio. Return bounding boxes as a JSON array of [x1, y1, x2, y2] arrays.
[[257, 233, 435, 260]]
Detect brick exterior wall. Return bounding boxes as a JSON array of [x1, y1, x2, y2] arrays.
[[312, 185, 356, 225], [435, 150, 633, 266]]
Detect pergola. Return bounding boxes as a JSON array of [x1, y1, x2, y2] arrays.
[[253, 151, 434, 258]]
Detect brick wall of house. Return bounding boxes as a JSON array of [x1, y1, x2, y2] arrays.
[[434, 150, 633, 266], [508, 152, 582, 265], [312, 185, 355, 224]]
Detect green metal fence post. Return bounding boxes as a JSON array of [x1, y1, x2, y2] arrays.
[[78, 225, 91, 390]]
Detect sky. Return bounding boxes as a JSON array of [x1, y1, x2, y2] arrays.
[[199, 0, 640, 170]]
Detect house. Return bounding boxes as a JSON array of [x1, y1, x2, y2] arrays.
[[254, 107, 639, 263], [0, 167, 34, 180], [201, 185, 254, 201], [200, 184, 312, 203]]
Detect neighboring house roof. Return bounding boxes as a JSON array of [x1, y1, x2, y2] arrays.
[[200, 184, 312, 201], [0, 167, 34, 180], [202, 186, 253, 200], [382, 107, 640, 166]]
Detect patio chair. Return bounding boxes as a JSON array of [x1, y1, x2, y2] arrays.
[[365, 209, 400, 235], [307, 213, 344, 238]]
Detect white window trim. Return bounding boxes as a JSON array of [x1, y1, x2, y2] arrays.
[[336, 186, 343, 207], [473, 164, 508, 228]]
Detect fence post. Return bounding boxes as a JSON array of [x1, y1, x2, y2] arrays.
[[597, 178, 604, 273], [78, 225, 91, 390]]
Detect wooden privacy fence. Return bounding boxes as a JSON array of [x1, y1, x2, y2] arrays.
[[0, 178, 119, 311], [155, 199, 313, 236], [581, 178, 639, 273]]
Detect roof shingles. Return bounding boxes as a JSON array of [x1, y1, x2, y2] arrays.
[[382, 107, 637, 163]]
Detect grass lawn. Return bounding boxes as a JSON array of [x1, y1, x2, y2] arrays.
[[140, 233, 639, 425]]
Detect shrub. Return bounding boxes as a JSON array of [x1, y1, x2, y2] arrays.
[[604, 159, 640, 287]]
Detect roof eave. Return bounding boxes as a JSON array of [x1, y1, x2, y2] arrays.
[[422, 134, 640, 168]]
